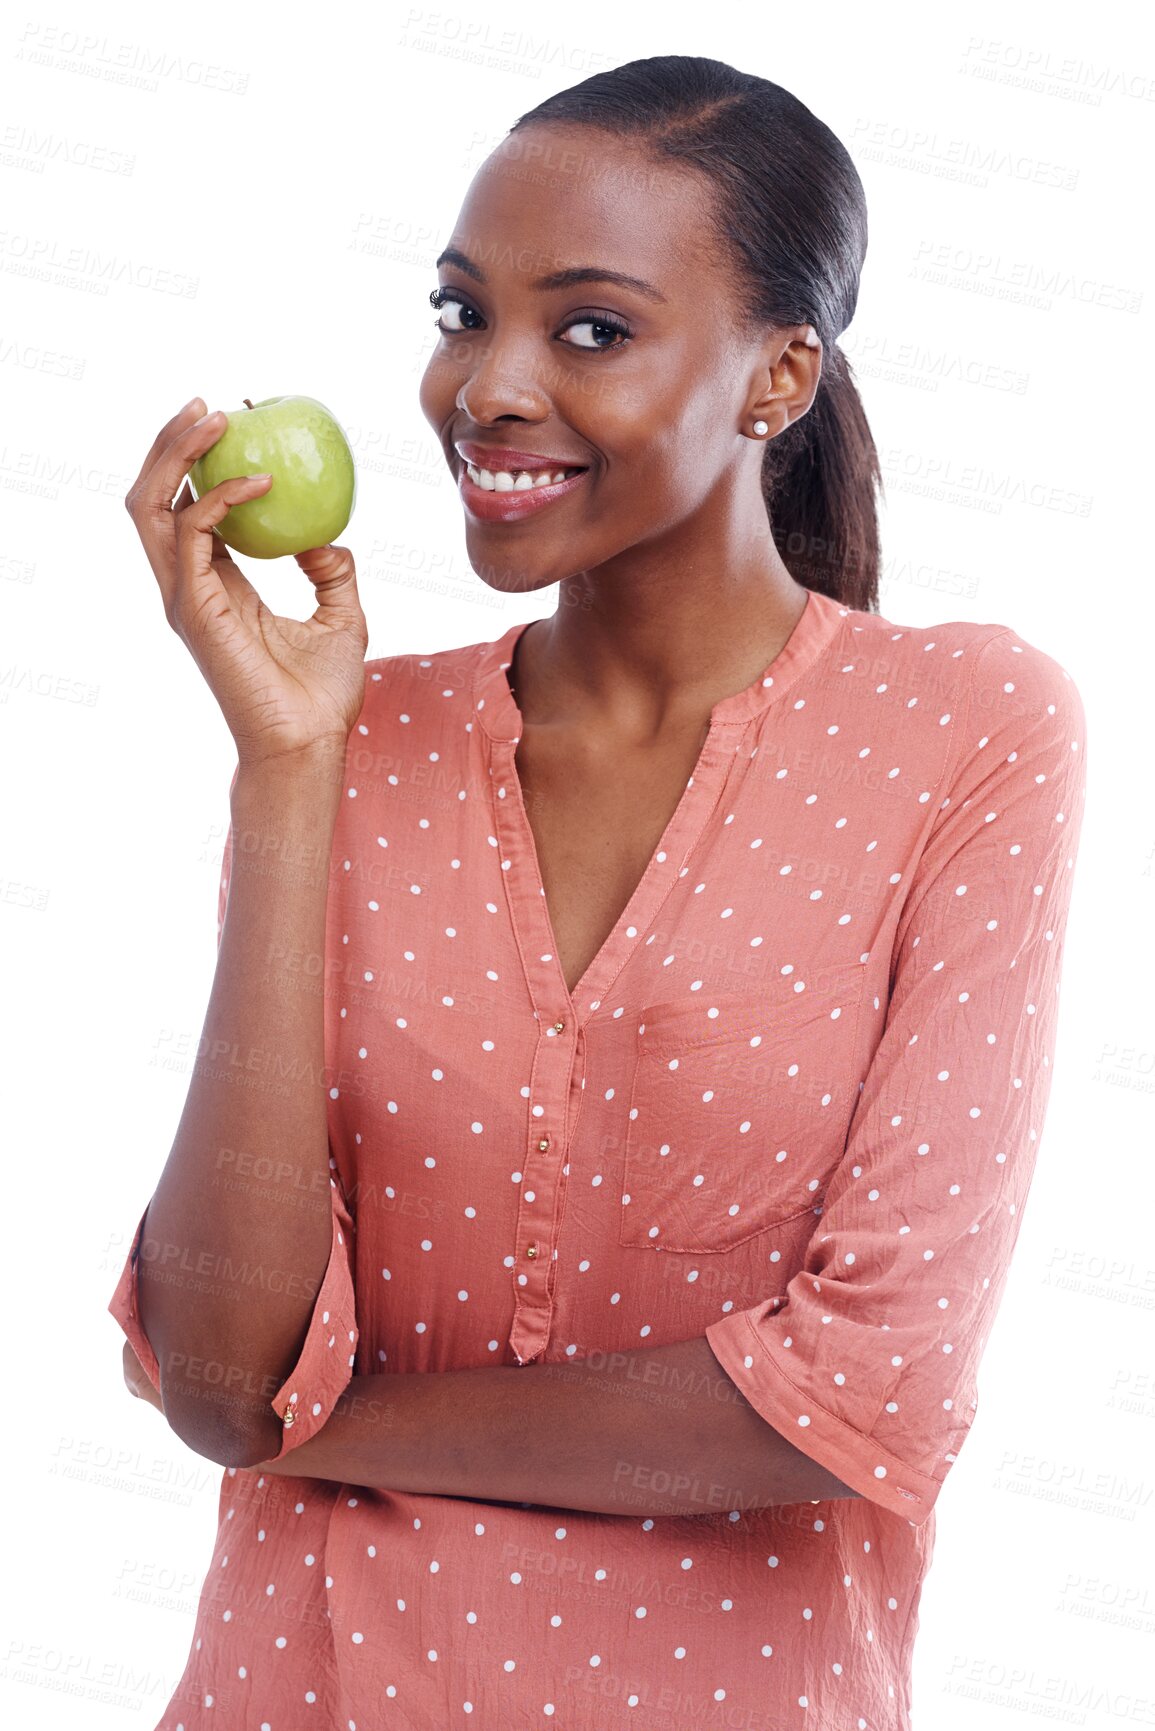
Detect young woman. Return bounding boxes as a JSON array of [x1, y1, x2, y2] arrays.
[[112, 55, 1087, 1731]]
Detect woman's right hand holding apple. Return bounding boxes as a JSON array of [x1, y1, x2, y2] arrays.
[[125, 396, 369, 772]]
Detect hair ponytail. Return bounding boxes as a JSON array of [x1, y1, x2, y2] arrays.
[[760, 343, 883, 612], [509, 55, 884, 613]]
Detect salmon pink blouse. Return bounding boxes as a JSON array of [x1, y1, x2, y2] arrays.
[[109, 585, 1088, 1729]]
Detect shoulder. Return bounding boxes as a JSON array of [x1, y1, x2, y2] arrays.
[[359, 633, 496, 724], [364, 634, 491, 693], [835, 599, 1086, 742], [963, 621, 1086, 743]]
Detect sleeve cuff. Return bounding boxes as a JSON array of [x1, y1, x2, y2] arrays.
[[263, 1175, 359, 1461], [107, 1172, 358, 1462], [705, 1309, 943, 1526], [107, 1204, 162, 1396]]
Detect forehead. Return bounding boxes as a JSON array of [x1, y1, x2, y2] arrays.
[[448, 125, 721, 288]]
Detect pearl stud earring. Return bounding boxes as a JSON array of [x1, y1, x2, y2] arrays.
[[752, 420, 768, 436]]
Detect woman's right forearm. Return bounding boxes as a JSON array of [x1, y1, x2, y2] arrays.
[[137, 744, 349, 1462]]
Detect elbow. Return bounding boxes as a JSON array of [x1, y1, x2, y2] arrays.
[[157, 1375, 282, 1469], [142, 1320, 285, 1466], [159, 1390, 278, 1468]]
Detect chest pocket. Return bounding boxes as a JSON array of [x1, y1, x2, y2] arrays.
[[619, 959, 867, 1254]]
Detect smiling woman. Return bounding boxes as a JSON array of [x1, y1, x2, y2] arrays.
[[108, 52, 1087, 1731], [418, 70, 880, 617]]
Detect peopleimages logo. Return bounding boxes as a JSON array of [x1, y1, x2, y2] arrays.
[[0, 229, 197, 297], [943, 1654, 1155, 1726], [14, 24, 250, 95]]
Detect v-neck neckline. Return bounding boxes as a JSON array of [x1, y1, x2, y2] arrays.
[[473, 585, 844, 744], [472, 587, 846, 1016]]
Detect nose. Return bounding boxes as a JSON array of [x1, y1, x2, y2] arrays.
[[454, 335, 551, 426], [456, 376, 550, 426]]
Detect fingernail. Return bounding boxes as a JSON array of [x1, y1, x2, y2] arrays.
[[193, 411, 218, 427]]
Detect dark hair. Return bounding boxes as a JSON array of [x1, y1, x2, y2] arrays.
[[508, 55, 883, 614]]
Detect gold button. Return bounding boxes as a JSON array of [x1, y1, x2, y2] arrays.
[[526, 1245, 537, 1258], [537, 1136, 550, 1152], [553, 1020, 565, 1033], [282, 1406, 296, 1427]]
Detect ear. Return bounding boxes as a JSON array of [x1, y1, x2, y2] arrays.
[[748, 325, 823, 437]]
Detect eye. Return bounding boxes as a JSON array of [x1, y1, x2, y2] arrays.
[[429, 287, 482, 333], [559, 315, 631, 353], [428, 287, 631, 353]]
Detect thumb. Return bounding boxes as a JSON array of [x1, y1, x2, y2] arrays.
[[294, 542, 364, 628]]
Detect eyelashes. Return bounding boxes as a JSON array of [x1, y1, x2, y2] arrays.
[[428, 287, 483, 332], [428, 286, 632, 354]]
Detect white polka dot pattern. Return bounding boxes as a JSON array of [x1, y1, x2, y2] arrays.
[[707, 622, 1088, 1523], [107, 588, 1087, 1730]]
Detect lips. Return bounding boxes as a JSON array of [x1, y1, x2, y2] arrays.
[[455, 441, 588, 474], [457, 461, 589, 522]]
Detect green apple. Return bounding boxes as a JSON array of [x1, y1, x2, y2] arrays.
[[189, 394, 357, 558]]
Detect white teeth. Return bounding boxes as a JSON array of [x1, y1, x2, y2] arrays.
[[466, 463, 577, 492]]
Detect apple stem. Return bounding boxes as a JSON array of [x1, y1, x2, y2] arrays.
[[243, 399, 254, 410]]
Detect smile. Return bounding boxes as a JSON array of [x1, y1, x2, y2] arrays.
[[458, 461, 589, 522], [469, 463, 584, 491]]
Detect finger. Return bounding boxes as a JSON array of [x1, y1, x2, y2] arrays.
[[175, 480, 240, 573], [127, 410, 234, 603], [169, 474, 272, 621], [293, 542, 366, 633], [175, 480, 260, 610], [294, 542, 354, 582], [174, 478, 246, 602], [175, 480, 239, 580], [126, 396, 206, 500], [127, 407, 228, 535]]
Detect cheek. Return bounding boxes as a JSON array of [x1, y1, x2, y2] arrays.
[[417, 352, 455, 426], [634, 431, 718, 515]]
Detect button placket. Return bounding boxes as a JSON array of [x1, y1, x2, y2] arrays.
[[510, 1029, 575, 1362], [486, 721, 747, 1361], [486, 737, 581, 1362], [470, 595, 847, 1355]]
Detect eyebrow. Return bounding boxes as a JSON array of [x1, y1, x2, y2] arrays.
[[434, 246, 667, 304]]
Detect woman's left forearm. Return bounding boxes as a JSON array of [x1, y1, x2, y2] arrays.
[[249, 1335, 858, 1518]]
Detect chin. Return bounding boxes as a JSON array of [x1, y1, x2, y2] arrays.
[[466, 555, 573, 598]]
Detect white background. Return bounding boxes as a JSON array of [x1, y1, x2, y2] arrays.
[[2, 0, 1153, 1725]]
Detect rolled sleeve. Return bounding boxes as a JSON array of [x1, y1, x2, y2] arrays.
[[262, 1171, 359, 1459], [108, 769, 360, 1459], [706, 628, 1089, 1525], [108, 1201, 164, 1396]]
